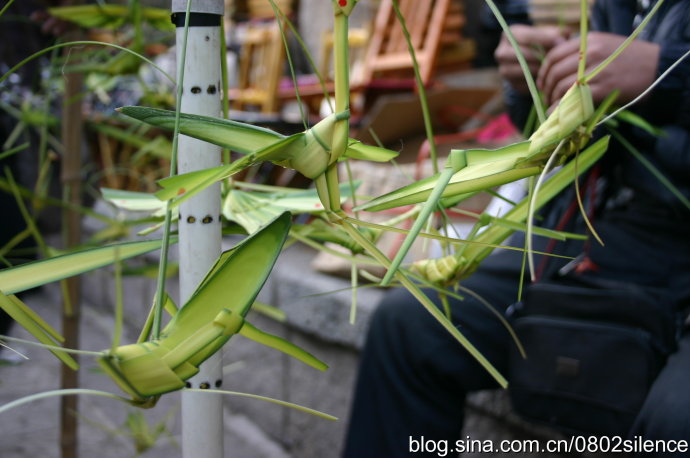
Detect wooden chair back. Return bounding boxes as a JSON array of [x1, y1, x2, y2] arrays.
[[231, 21, 286, 113], [361, 0, 452, 85]]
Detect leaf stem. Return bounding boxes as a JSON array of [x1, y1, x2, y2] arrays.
[[599, 48, 690, 125], [527, 139, 566, 279], [219, 15, 231, 166], [0, 0, 16, 19], [269, 0, 308, 131], [0, 41, 174, 86], [585, 0, 665, 83], [390, 0, 439, 172], [577, 0, 588, 82], [339, 220, 508, 388], [0, 335, 103, 357], [484, 0, 546, 123], [152, 0, 192, 339], [183, 389, 337, 420], [610, 129, 690, 211], [0, 389, 135, 415]]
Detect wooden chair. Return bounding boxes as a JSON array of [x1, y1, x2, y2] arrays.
[[230, 21, 286, 113], [275, 27, 370, 116], [248, 0, 293, 18], [228, 0, 475, 116], [227, 0, 294, 21], [360, 0, 475, 88], [318, 27, 370, 87]]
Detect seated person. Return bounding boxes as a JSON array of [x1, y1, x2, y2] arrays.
[[342, 0, 690, 456]]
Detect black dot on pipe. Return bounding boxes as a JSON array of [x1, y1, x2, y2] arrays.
[[218, 215, 222, 222], [205, 35, 210, 41], [191, 86, 202, 94], [200, 382, 211, 389], [207, 85, 217, 95], [215, 380, 222, 388], [202, 215, 213, 224], [185, 382, 192, 388], [187, 216, 196, 223]]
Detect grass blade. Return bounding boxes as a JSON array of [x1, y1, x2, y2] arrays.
[[339, 221, 508, 388], [0, 238, 172, 294], [381, 166, 456, 285], [0, 42, 174, 86], [0, 293, 78, 369], [526, 140, 566, 279], [184, 389, 337, 421], [390, 0, 439, 172], [239, 321, 328, 371], [0, 389, 136, 415], [0, 0, 16, 19], [585, 0, 665, 83], [484, 0, 546, 122], [610, 129, 690, 211], [117, 106, 283, 154]]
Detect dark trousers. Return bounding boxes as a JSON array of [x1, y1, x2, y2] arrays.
[[343, 204, 690, 457]]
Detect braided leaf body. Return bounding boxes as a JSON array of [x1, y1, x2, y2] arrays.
[[528, 83, 594, 156], [411, 254, 466, 287]]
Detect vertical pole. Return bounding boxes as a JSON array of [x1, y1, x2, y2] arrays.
[[60, 27, 84, 458], [171, 1, 224, 457]]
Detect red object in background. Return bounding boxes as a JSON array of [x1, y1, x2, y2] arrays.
[[476, 113, 519, 143]]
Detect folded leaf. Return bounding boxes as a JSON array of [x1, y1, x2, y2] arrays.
[[528, 83, 594, 156], [0, 293, 78, 370], [102, 188, 165, 212], [463, 136, 610, 268], [162, 213, 291, 341], [100, 214, 305, 399], [239, 321, 327, 371], [118, 106, 398, 163], [154, 136, 304, 205], [118, 107, 282, 154], [0, 239, 172, 294], [224, 182, 359, 233], [358, 165, 539, 212], [343, 141, 398, 163], [357, 142, 535, 212]]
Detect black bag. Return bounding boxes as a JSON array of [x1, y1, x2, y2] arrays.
[[507, 275, 676, 437]]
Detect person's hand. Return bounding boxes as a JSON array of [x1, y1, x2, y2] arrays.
[[537, 32, 660, 106], [494, 24, 569, 94]]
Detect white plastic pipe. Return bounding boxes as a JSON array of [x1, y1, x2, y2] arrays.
[[172, 1, 225, 457]]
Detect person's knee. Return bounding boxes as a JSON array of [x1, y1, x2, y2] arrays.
[[633, 389, 690, 443], [362, 287, 454, 373], [368, 288, 422, 339], [631, 337, 690, 449]]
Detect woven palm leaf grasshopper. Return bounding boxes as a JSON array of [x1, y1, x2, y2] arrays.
[[361, 0, 669, 284], [117, 0, 372, 219], [407, 136, 609, 287], [117, 106, 396, 216], [360, 82, 607, 285], [97, 212, 326, 406]]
